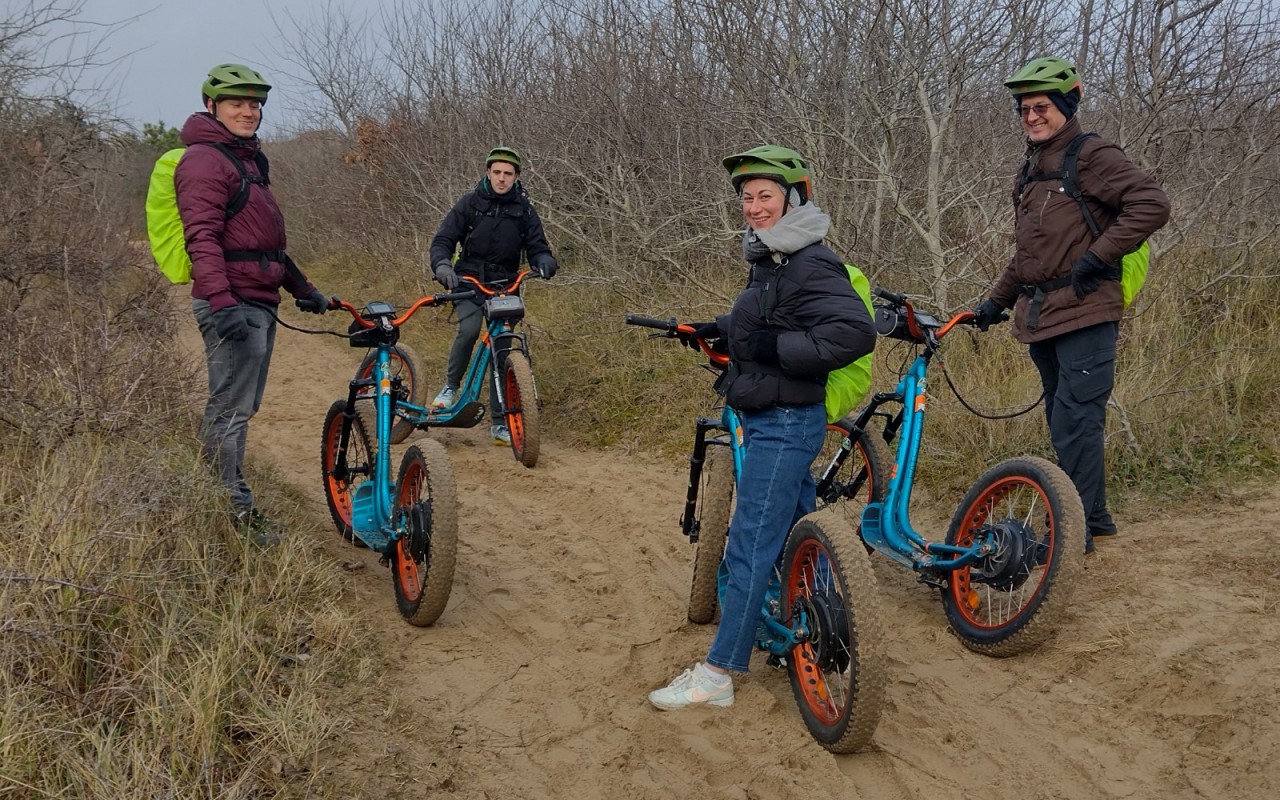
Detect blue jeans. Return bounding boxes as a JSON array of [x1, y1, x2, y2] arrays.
[[193, 299, 277, 512], [706, 403, 826, 673]]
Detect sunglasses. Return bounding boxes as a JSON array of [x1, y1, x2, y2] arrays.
[[1017, 102, 1054, 118]]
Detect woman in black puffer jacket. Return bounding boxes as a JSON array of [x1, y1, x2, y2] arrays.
[[648, 145, 877, 712]]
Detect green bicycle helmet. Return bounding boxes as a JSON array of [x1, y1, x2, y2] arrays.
[[202, 63, 271, 104], [722, 145, 812, 205], [486, 146, 522, 173], [1003, 56, 1082, 99]]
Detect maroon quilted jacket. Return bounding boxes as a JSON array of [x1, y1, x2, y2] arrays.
[[174, 113, 313, 311]]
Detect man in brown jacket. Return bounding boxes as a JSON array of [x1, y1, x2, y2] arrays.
[[973, 56, 1170, 554]]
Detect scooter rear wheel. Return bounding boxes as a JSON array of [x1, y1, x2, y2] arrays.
[[783, 510, 886, 753]]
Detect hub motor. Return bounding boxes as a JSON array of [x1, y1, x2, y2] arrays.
[[404, 500, 433, 563], [797, 588, 852, 673], [969, 518, 1040, 591]]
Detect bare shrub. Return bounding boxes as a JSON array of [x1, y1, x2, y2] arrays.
[[272, 0, 1280, 504], [1, 6, 369, 795]]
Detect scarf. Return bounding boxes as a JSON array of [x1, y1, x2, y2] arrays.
[[741, 202, 831, 262]]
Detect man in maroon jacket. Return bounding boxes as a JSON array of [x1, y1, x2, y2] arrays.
[[974, 57, 1170, 555], [176, 63, 330, 544]]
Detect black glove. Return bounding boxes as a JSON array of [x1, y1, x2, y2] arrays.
[[679, 320, 720, 351], [1071, 251, 1114, 299], [536, 257, 558, 280], [212, 305, 249, 342], [742, 329, 780, 364], [434, 261, 459, 290], [972, 298, 1006, 332], [296, 288, 329, 314]]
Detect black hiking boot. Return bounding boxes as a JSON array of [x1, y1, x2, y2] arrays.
[[234, 508, 283, 548]]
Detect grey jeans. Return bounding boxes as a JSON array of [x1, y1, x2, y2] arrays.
[[445, 297, 502, 418], [193, 299, 277, 511]]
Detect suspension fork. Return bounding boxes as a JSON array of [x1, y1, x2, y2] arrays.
[[335, 377, 373, 481], [681, 417, 728, 542], [489, 322, 531, 412]]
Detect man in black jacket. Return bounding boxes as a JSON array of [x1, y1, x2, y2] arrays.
[[428, 146, 558, 444]]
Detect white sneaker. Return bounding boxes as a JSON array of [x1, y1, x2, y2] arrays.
[[648, 662, 734, 710], [491, 424, 511, 445], [432, 387, 456, 408]]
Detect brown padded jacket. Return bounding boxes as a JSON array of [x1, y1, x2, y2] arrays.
[[990, 115, 1170, 343]]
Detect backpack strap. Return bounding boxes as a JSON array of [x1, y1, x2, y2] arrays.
[[1013, 275, 1073, 331], [460, 190, 530, 260], [1018, 132, 1105, 238], [201, 142, 267, 219], [460, 192, 490, 256], [1013, 133, 1113, 330], [1058, 133, 1104, 238], [204, 144, 298, 281]]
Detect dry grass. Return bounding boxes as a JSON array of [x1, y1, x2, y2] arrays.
[[0, 271, 368, 797]]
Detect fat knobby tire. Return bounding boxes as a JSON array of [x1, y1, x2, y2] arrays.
[[503, 352, 540, 467], [784, 509, 887, 753], [687, 448, 733, 625], [941, 455, 1084, 657], [394, 437, 460, 626]]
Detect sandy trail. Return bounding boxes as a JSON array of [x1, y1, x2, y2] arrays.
[[180, 288, 1280, 799]]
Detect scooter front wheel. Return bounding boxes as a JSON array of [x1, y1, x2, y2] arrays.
[[687, 448, 733, 624], [320, 399, 372, 545], [501, 352, 540, 467]]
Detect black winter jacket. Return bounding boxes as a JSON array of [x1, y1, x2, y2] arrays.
[[429, 178, 555, 283], [718, 242, 876, 411]]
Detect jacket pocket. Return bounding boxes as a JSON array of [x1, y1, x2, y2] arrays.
[[1067, 347, 1115, 404]]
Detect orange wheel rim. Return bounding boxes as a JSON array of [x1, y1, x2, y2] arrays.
[[326, 475, 354, 523], [786, 538, 846, 726], [947, 476, 1053, 629], [394, 460, 426, 600], [396, 538, 422, 600]]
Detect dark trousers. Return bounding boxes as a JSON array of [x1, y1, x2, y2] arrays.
[[445, 297, 501, 418], [1028, 322, 1119, 550]]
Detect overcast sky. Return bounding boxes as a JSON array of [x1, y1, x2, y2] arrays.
[[59, 0, 373, 134]]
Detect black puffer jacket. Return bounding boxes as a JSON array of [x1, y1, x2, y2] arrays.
[[718, 243, 876, 411], [429, 178, 555, 283]]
